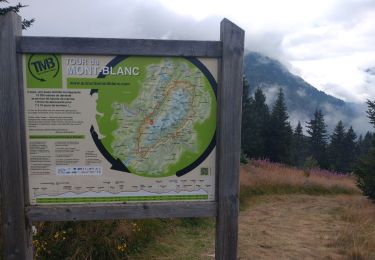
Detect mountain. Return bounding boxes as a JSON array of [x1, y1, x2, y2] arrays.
[[243, 52, 367, 133]]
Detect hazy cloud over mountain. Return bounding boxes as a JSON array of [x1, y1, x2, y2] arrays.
[[17, 0, 375, 103]]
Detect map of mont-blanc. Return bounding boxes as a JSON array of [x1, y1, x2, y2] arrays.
[[24, 54, 217, 204], [108, 59, 215, 177], [95, 57, 217, 178]]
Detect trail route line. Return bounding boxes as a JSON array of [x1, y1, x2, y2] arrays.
[[96, 57, 216, 177]]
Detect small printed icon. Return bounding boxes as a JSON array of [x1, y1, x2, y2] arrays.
[[28, 54, 60, 82], [200, 167, 209, 176]]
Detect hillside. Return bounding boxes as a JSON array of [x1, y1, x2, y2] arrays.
[[244, 52, 365, 132]]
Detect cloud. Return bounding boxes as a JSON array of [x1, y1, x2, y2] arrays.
[[19, 0, 221, 40], [288, 110, 310, 132], [261, 84, 280, 107], [317, 101, 371, 135], [296, 88, 306, 97], [18, 0, 375, 105], [349, 103, 373, 135], [323, 0, 375, 25], [283, 0, 375, 103], [365, 67, 375, 76], [291, 53, 375, 103]]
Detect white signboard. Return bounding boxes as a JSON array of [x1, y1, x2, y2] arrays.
[[23, 55, 217, 204]]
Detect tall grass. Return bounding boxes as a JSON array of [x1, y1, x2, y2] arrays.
[[240, 159, 360, 207], [334, 196, 375, 259], [240, 160, 375, 259], [0, 160, 368, 259]]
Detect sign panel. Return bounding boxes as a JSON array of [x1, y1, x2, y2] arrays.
[[23, 55, 217, 204]]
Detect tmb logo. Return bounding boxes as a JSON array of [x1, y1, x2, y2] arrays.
[[28, 54, 60, 82]]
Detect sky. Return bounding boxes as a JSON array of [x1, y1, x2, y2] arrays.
[[14, 0, 375, 103]]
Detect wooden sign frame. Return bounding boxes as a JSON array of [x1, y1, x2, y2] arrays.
[[0, 12, 244, 259]]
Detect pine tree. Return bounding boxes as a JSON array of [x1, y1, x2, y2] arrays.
[[241, 77, 252, 158], [355, 101, 375, 201], [242, 88, 270, 159], [366, 100, 375, 126], [0, 0, 34, 29], [358, 132, 373, 157], [356, 145, 375, 201], [267, 88, 292, 163], [343, 126, 357, 172], [285, 122, 294, 163], [328, 120, 346, 172], [306, 109, 328, 168], [291, 121, 307, 167]]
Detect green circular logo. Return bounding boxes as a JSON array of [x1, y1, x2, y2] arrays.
[[28, 54, 60, 82]]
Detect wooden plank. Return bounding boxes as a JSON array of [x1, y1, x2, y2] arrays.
[[0, 12, 33, 259], [17, 36, 222, 57], [26, 202, 216, 221], [17, 31, 30, 208], [16, 22, 33, 260], [215, 19, 244, 260]]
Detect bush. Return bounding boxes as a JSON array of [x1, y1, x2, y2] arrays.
[[32, 219, 167, 259], [240, 151, 248, 164], [303, 156, 319, 177]]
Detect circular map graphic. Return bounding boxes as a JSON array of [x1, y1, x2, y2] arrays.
[[95, 56, 217, 177]]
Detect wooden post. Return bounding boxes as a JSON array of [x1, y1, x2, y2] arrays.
[[0, 12, 33, 259], [216, 19, 244, 259]]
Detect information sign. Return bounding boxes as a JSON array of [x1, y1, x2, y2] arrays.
[[24, 55, 217, 204]]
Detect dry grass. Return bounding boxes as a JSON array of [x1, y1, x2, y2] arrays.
[[128, 161, 370, 259], [128, 218, 215, 260], [238, 195, 351, 259], [1, 160, 372, 259], [240, 159, 360, 198], [238, 194, 374, 260], [238, 160, 374, 259], [334, 196, 375, 259]]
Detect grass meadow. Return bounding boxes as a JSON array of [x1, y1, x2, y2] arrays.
[[0, 159, 374, 259], [240, 159, 374, 259], [240, 159, 359, 203]]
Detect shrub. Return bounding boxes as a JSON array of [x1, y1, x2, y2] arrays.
[[240, 151, 248, 164], [32, 219, 167, 259], [303, 156, 319, 177]]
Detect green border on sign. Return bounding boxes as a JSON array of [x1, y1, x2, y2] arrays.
[[36, 194, 209, 204]]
